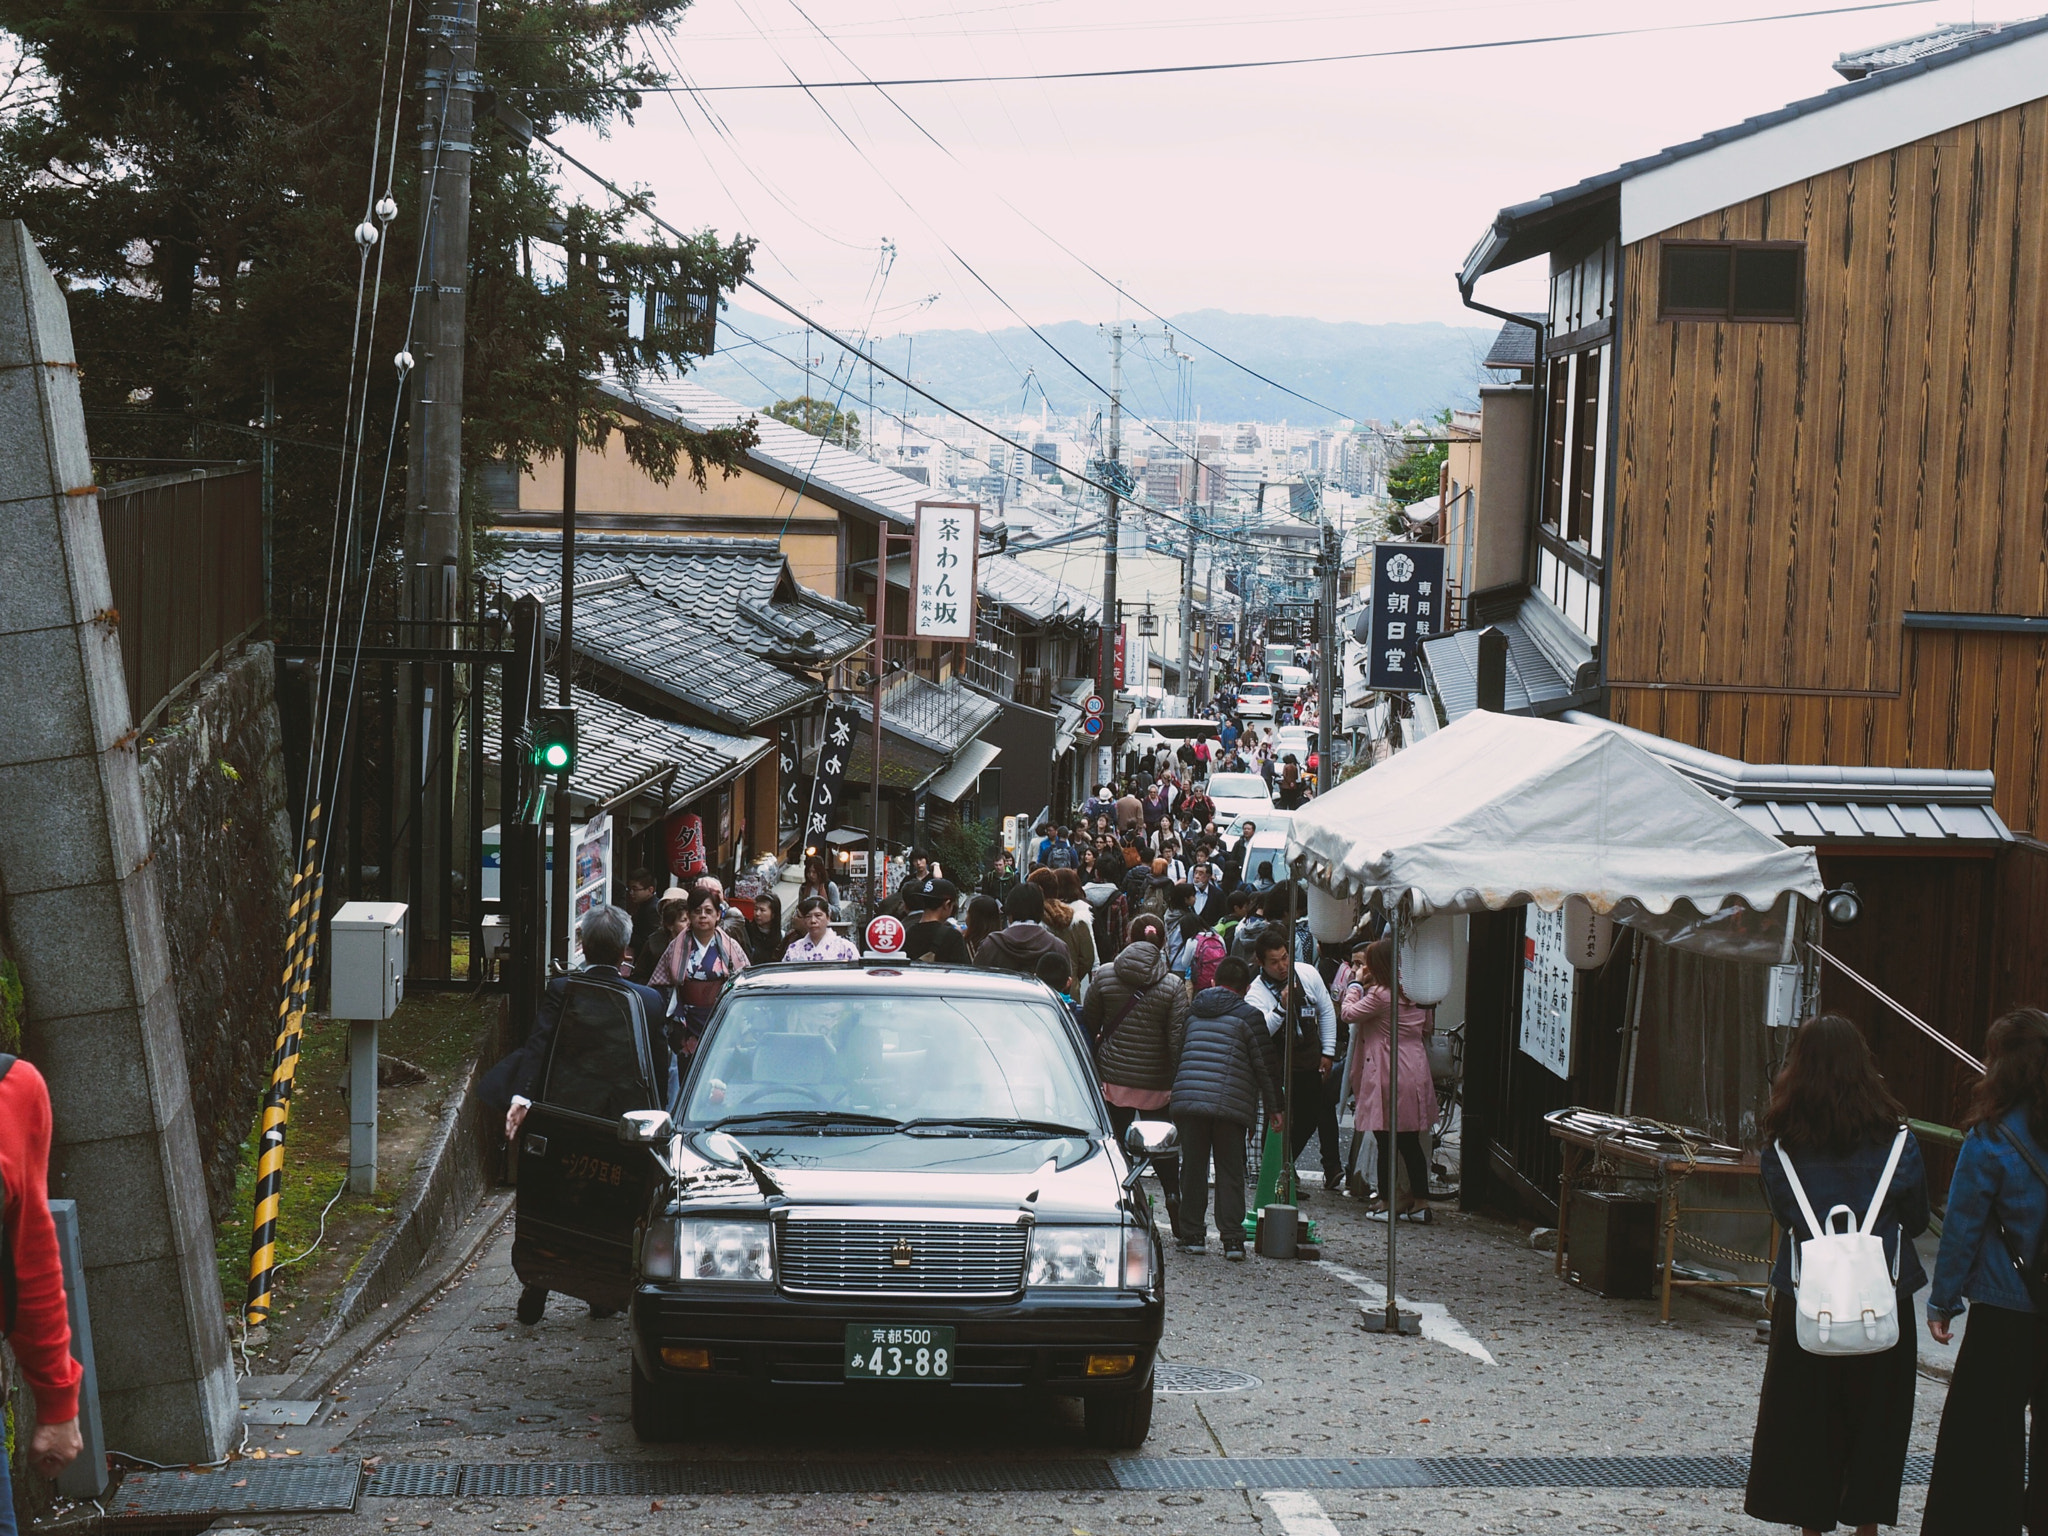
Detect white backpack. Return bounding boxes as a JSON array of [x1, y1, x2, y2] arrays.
[[1775, 1127, 1910, 1356]]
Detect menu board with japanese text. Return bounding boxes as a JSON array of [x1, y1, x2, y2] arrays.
[[1518, 903, 1576, 1078]]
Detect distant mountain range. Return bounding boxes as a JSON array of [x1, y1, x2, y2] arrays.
[[687, 306, 1496, 430]]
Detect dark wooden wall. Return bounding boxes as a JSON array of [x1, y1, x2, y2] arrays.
[[1606, 96, 2048, 836]]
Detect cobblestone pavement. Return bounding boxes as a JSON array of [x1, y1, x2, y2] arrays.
[[222, 1176, 1949, 1535]]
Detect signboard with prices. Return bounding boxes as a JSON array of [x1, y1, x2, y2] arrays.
[[1518, 903, 1576, 1078], [1364, 543, 1448, 692], [911, 500, 979, 641]]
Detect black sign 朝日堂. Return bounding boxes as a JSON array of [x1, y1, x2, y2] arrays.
[[1365, 543, 1448, 692]]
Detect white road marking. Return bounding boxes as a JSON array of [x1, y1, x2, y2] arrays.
[[1316, 1259, 1498, 1365], [1260, 1490, 1343, 1536]]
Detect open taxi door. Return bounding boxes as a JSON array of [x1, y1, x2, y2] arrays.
[[511, 974, 667, 1319]]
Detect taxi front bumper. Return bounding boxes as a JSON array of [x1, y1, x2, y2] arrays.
[[630, 1283, 1163, 1396]]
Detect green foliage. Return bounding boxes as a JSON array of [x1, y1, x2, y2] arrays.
[[927, 813, 996, 882], [768, 395, 861, 450], [1387, 407, 1453, 507], [0, 957, 21, 1055], [0, 0, 756, 635]]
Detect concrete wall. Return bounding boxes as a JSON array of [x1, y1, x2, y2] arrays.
[[0, 220, 236, 1459], [136, 641, 293, 1224]]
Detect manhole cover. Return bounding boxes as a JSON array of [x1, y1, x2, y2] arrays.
[[1153, 1365, 1261, 1394]]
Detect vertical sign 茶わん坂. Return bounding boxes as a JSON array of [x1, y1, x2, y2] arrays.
[[1365, 543, 1448, 691], [1518, 903, 1576, 1077], [912, 501, 979, 641]]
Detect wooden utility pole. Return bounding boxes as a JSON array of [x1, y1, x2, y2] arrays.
[[1096, 323, 1123, 783]]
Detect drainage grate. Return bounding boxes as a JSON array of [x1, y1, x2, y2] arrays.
[[364, 1461, 1121, 1498], [1152, 1365, 1261, 1394], [107, 1458, 362, 1520], [348, 1451, 1939, 1500], [1112, 1458, 1431, 1490], [1420, 1456, 1749, 1490]]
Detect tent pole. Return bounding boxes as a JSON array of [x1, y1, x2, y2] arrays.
[[1383, 895, 1402, 1329]]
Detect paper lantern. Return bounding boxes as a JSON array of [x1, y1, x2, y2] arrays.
[[1564, 895, 1616, 970], [1305, 883, 1360, 943], [1400, 913, 1457, 1004]]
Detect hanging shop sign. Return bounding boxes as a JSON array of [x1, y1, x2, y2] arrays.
[[804, 701, 865, 852], [1518, 903, 1576, 1079], [1364, 543, 1448, 692], [911, 500, 980, 641]]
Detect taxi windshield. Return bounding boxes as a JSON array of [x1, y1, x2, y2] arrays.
[[678, 993, 1102, 1131]]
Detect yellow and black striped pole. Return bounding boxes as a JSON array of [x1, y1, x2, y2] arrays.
[[245, 808, 324, 1327]]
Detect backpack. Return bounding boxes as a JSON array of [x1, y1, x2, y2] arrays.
[[1991, 1119, 2048, 1311], [1775, 1127, 1910, 1356], [1190, 931, 1227, 991]]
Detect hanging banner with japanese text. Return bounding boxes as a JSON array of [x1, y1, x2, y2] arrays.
[[803, 701, 865, 853], [1364, 542, 1447, 692], [911, 500, 979, 641], [1518, 902, 1577, 1078]]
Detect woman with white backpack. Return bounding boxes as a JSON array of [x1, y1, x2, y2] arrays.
[[1745, 1013, 1928, 1536], [1921, 1008, 2048, 1534]]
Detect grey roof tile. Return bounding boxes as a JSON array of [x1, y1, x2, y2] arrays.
[[483, 680, 769, 811]]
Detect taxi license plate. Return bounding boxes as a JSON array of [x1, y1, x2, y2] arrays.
[[844, 1324, 955, 1381]]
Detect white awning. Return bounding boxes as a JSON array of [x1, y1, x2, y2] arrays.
[[924, 738, 1002, 804], [1286, 710, 1822, 920]]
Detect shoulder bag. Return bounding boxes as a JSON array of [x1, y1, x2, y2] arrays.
[[1991, 1120, 2048, 1311], [1775, 1126, 1910, 1355]]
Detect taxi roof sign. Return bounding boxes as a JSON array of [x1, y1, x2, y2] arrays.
[[864, 914, 907, 956]]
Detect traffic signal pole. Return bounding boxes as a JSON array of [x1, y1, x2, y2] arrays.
[[551, 243, 580, 968], [1095, 324, 1123, 786]]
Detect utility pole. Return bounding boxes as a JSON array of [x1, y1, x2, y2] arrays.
[[1318, 517, 1339, 796], [1095, 323, 1122, 785], [399, 0, 476, 977], [551, 231, 582, 970]]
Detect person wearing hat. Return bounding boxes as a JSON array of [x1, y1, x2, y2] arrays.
[[903, 876, 970, 964]]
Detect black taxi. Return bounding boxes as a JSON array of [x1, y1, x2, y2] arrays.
[[512, 962, 1171, 1448]]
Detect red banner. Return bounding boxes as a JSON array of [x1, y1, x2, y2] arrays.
[[666, 813, 708, 880], [1113, 626, 1127, 689]]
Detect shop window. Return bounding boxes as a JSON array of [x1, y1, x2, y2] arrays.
[[1659, 241, 1804, 322], [1540, 359, 1568, 530]]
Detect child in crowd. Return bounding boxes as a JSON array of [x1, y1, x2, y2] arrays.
[[1034, 952, 1082, 1027]]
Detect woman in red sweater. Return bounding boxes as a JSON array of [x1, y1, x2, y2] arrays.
[[2, 1053, 84, 1524]]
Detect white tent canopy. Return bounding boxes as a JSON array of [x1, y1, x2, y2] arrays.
[[1288, 711, 1822, 919]]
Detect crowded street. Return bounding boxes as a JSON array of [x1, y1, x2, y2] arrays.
[[216, 1174, 1920, 1536]]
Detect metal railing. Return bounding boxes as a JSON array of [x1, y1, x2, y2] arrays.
[[98, 465, 265, 731]]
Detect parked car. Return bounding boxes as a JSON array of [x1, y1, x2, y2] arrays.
[[511, 965, 1173, 1449], [1236, 682, 1274, 719], [1273, 726, 1318, 773], [1127, 716, 1220, 762]]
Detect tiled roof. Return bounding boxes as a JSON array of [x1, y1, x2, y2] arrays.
[[597, 374, 935, 528], [1462, 13, 2048, 282], [482, 680, 770, 811], [854, 672, 1003, 757], [1563, 712, 2014, 846], [490, 535, 870, 666], [1834, 21, 2011, 78], [494, 562, 822, 731], [1482, 318, 1543, 371], [868, 550, 1100, 626]]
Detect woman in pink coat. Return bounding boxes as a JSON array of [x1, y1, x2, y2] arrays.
[[1341, 936, 1437, 1222]]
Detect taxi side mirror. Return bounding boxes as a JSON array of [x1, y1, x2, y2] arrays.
[[1123, 1119, 1178, 1160], [618, 1109, 674, 1145]]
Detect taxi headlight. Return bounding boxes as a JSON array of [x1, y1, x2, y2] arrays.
[[1027, 1226, 1120, 1288], [678, 1218, 774, 1282]]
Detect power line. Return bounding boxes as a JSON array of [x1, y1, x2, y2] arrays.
[[615, 0, 1938, 90]]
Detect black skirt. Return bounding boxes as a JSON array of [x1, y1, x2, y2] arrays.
[[1745, 1287, 1918, 1530]]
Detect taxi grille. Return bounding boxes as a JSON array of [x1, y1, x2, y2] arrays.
[[779, 1220, 1027, 1295]]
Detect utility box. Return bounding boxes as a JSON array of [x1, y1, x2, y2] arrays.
[[330, 900, 408, 1020]]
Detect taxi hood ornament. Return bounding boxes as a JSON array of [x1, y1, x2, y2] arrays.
[[890, 1237, 914, 1268]]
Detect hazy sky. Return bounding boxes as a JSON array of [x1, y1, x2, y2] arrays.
[[558, 0, 1988, 343]]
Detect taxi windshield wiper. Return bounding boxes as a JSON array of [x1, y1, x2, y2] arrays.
[[705, 1111, 904, 1133], [896, 1117, 1097, 1138]]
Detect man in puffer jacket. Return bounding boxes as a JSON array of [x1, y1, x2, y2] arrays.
[[1083, 913, 1191, 1230], [1169, 957, 1281, 1258]]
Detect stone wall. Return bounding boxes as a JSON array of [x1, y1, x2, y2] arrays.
[[136, 640, 294, 1224]]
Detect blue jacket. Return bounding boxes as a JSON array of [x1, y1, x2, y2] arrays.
[[1928, 1109, 2048, 1321], [1761, 1128, 1929, 1297]]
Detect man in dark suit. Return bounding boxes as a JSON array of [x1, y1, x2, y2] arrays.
[[1185, 860, 1226, 932]]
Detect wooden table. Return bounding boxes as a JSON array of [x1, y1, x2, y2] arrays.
[[1545, 1109, 1775, 1322]]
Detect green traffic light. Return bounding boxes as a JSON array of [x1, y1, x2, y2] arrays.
[[540, 742, 571, 771]]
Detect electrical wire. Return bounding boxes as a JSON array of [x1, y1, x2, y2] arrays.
[[650, 0, 1939, 89], [274, 1175, 351, 1270]]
